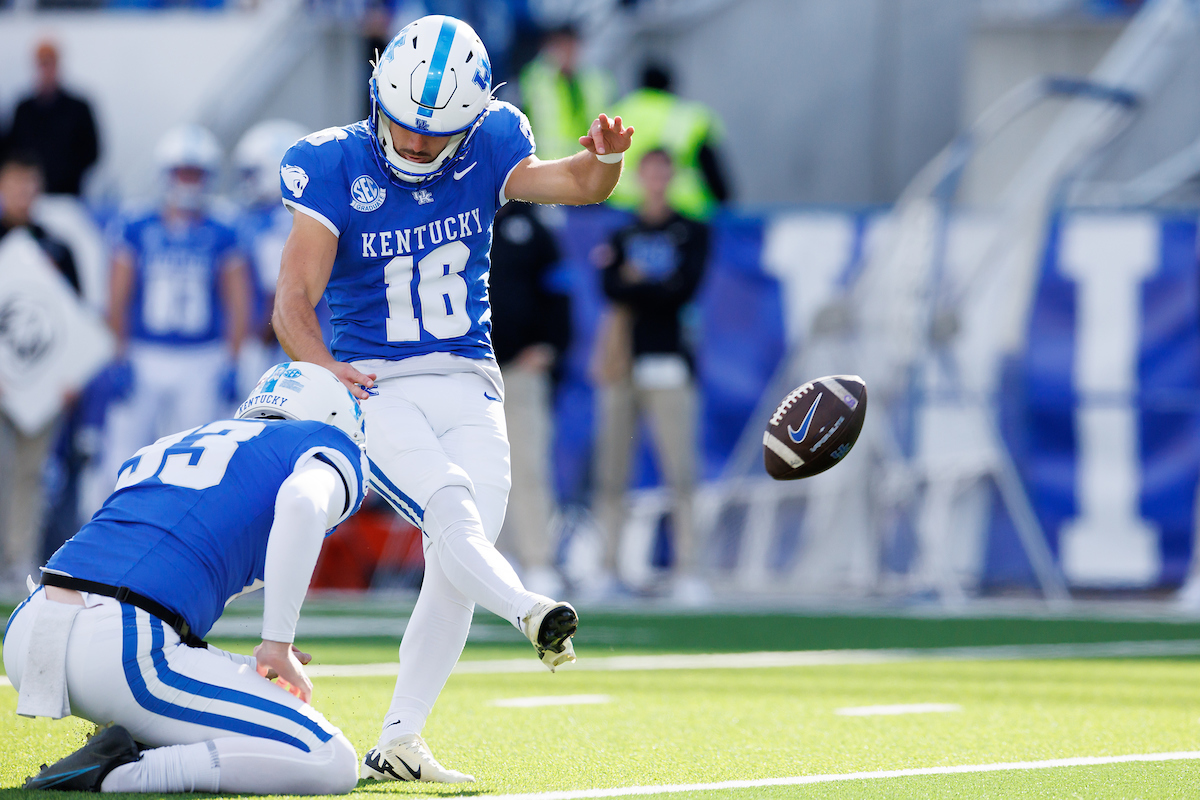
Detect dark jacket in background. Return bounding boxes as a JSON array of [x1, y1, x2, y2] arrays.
[[4, 90, 99, 196], [489, 202, 571, 368], [600, 212, 708, 368]]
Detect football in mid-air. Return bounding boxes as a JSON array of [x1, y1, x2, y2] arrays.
[[763, 375, 867, 480]]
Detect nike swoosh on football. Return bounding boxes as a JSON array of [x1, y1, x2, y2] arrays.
[[788, 392, 823, 444], [453, 162, 478, 180]]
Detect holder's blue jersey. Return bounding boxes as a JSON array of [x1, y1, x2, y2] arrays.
[[45, 419, 367, 638], [279, 101, 535, 363], [116, 211, 240, 346]]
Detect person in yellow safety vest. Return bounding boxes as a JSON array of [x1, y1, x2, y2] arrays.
[[518, 24, 615, 162], [609, 64, 732, 221]]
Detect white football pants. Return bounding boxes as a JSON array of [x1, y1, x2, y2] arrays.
[[358, 368, 546, 739], [4, 590, 357, 794]]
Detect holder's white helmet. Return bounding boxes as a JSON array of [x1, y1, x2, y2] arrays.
[[236, 362, 366, 448], [234, 119, 307, 205], [369, 15, 493, 186]]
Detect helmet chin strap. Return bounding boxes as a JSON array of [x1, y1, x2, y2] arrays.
[[376, 108, 464, 184]]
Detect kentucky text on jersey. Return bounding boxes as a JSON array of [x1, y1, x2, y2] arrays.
[[360, 207, 485, 257], [279, 100, 536, 364]]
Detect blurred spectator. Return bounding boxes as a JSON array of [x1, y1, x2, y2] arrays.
[[0, 152, 82, 588], [590, 148, 708, 602], [80, 125, 250, 517], [518, 23, 614, 162], [608, 64, 731, 221], [490, 201, 571, 596], [1, 40, 100, 197]]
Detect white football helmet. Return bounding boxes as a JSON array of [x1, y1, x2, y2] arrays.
[[369, 15, 493, 186], [234, 119, 308, 205], [236, 362, 366, 449], [155, 124, 222, 211]]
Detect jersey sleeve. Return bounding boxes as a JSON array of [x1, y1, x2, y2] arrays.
[[484, 101, 537, 206], [279, 130, 352, 238], [294, 434, 367, 527]]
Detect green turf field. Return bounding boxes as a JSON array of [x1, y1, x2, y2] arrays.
[[4, 605, 1200, 798]]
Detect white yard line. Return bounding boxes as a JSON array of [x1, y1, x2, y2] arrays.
[[303, 638, 1200, 678], [4, 639, 1198, 687], [470, 751, 1200, 799], [490, 694, 612, 708], [836, 703, 962, 716]]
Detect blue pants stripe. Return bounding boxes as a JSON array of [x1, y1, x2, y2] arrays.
[[120, 605, 331, 751], [368, 457, 425, 525]]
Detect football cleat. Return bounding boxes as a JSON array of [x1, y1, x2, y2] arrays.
[[362, 733, 474, 784], [522, 600, 578, 672], [24, 725, 141, 791]]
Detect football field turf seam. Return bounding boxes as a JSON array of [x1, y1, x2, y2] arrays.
[[469, 751, 1200, 799], [297, 638, 1200, 677]]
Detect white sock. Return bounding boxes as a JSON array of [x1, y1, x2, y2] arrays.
[[380, 543, 473, 745], [424, 485, 547, 627], [101, 742, 220, 793]]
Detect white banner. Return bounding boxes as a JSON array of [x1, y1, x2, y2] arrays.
[[0, 229, 115, 435]]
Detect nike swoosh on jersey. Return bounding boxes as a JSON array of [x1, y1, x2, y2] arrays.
[[787, 392, 823, 443], [453, 162, 478, 180], [484, 391, 500, 401]]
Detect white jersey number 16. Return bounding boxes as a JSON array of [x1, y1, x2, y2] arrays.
[[384, 240, 471, 341]]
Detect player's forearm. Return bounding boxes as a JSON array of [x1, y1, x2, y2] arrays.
[[222, 262, 250, 359], [272, 285, 336, 368], [567, 150, 622, 205], [261, 461, 343, 643]]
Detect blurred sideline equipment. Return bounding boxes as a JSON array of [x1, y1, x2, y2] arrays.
[[763, 375, 867, 481], [701, 0, 1197, 603]]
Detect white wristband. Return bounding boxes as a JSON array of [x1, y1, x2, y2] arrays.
[[595, 151, 624, 164]]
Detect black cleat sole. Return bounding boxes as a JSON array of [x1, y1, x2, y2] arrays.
[[537, 605, 578, 650]]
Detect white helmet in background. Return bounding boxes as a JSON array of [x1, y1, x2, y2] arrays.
[[236, 362, 367, 449], [155, 124, 222, 211], [369, 15, 493, 186], [234, 119, 308, 205]]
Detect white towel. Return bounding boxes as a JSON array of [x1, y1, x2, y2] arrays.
[[16, 597, 81, 719]]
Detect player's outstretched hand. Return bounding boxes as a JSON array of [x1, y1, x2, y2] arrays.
[[255, 640, 314, 703], [579, 114, 634, 157], [330, 362, 377, 401]]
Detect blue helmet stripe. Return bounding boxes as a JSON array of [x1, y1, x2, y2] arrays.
[[417, 18, 459, 118]]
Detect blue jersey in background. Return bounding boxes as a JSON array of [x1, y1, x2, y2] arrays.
[[117, 212, 240, 346], [45, 419, 367, 638], [279, 101, 535, 364]]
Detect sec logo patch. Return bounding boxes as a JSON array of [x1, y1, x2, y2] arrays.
[[350, 175, 385, 212]]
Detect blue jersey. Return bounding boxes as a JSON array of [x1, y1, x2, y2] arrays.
[[279, 101, 535, 363], [45, 419, 366, 638], [117, 211, 240, 346]]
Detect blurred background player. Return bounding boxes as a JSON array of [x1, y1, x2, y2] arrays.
[[592, 148, 709, 602], [82, 124, 250, 517], [8, 362, 365, 795], [518, 22, 614, 162], [0, 39, 100, 198], [608, 64, 730, 221], [0, 151, 83, 590], [489, 201, 571, 596], [232, 119, 320, 387]]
